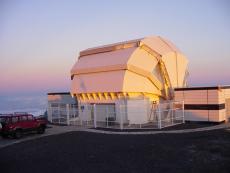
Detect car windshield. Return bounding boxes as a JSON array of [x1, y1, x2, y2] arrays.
[[0, 117, 11, 124]]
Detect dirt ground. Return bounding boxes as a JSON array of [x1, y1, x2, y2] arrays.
[[1, 129, 230, 173]]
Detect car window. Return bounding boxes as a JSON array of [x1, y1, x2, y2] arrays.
[[27, 115, 33, 120], [0, 117, 10, 124], [12, 117, 18, 123], [21, 116, 27, 121], [0, 117, 4, 123]]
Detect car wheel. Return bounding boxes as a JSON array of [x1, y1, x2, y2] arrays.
[[14, 129, 23, 139], [1, 134, 8, 138], [37, 126, 45, 134]]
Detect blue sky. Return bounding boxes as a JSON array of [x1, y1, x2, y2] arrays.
[[0, 0, 230, 110]]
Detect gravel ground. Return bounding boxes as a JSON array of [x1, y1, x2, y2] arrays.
[[1, 129, 230, 173]]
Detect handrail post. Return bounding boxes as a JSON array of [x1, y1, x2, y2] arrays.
[[58, 103, 60, 124], [106, 105, 108, 127], [182, 101, 185, 123], [171, 102, 174, 124], [94, 104, 97, 128], [120, 104, 123, 130], [158, 105, 162, 129], [66, 104, 70, 125]]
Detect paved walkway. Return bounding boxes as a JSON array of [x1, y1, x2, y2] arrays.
[[0, 126, 84, 149], [84, 123, 230, 135], [1, 123, 230, 149]]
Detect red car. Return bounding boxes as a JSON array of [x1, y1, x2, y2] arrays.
[[0, 113, 47, 139]]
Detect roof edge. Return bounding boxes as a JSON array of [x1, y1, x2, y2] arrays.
[[78, 35, 183, 58], [47, 92, 71, 95], [174, 85, 230, 91], [79, 38, 142, 57]]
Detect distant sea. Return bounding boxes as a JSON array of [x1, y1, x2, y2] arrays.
[[0, 95, 47, 116]]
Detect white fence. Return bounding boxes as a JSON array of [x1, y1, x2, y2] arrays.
[[93, 101, 184, 129], [48, 103, 78, 125], [47, 100, 184, 129], [149, 101, 185, 129]]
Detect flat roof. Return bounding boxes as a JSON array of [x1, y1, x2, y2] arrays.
[[47, 92, 70, 95], [174, 86, 230, 91]]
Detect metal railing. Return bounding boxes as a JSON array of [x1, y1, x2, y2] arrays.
[[88, 100, 184, 129], [153, 101, 185, 129], [47, 101, 184, 129], [48, 103, 79, 125]]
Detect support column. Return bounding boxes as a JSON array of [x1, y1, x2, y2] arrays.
[[171, 102, 174, 124], [94, 104, 97, 128], [66, 104, 70, 125], [48, 103, 52, 123], [119, 102, 123, 130], [58, 103, 60, 124], [182, 101, 185, 123], [158, 105, 162, 129], [106, 105, 108, 127]]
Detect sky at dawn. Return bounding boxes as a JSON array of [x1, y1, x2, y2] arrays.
[[0, 0, 229, 111]]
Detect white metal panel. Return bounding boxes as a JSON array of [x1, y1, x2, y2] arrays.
[[185, 110, 209, 121], [209, 110, 226, 122], [174, 91, 184, 101], [224, 89, 230, 99], [95, 104, 116, 122], [226, 98, 230, 120], [127, 99, 149, 124], [207, 90, 220, 104], [183, 90, 208, 104]]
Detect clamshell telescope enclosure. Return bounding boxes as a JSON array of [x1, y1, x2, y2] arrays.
[[71, 36, 188, 102]]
